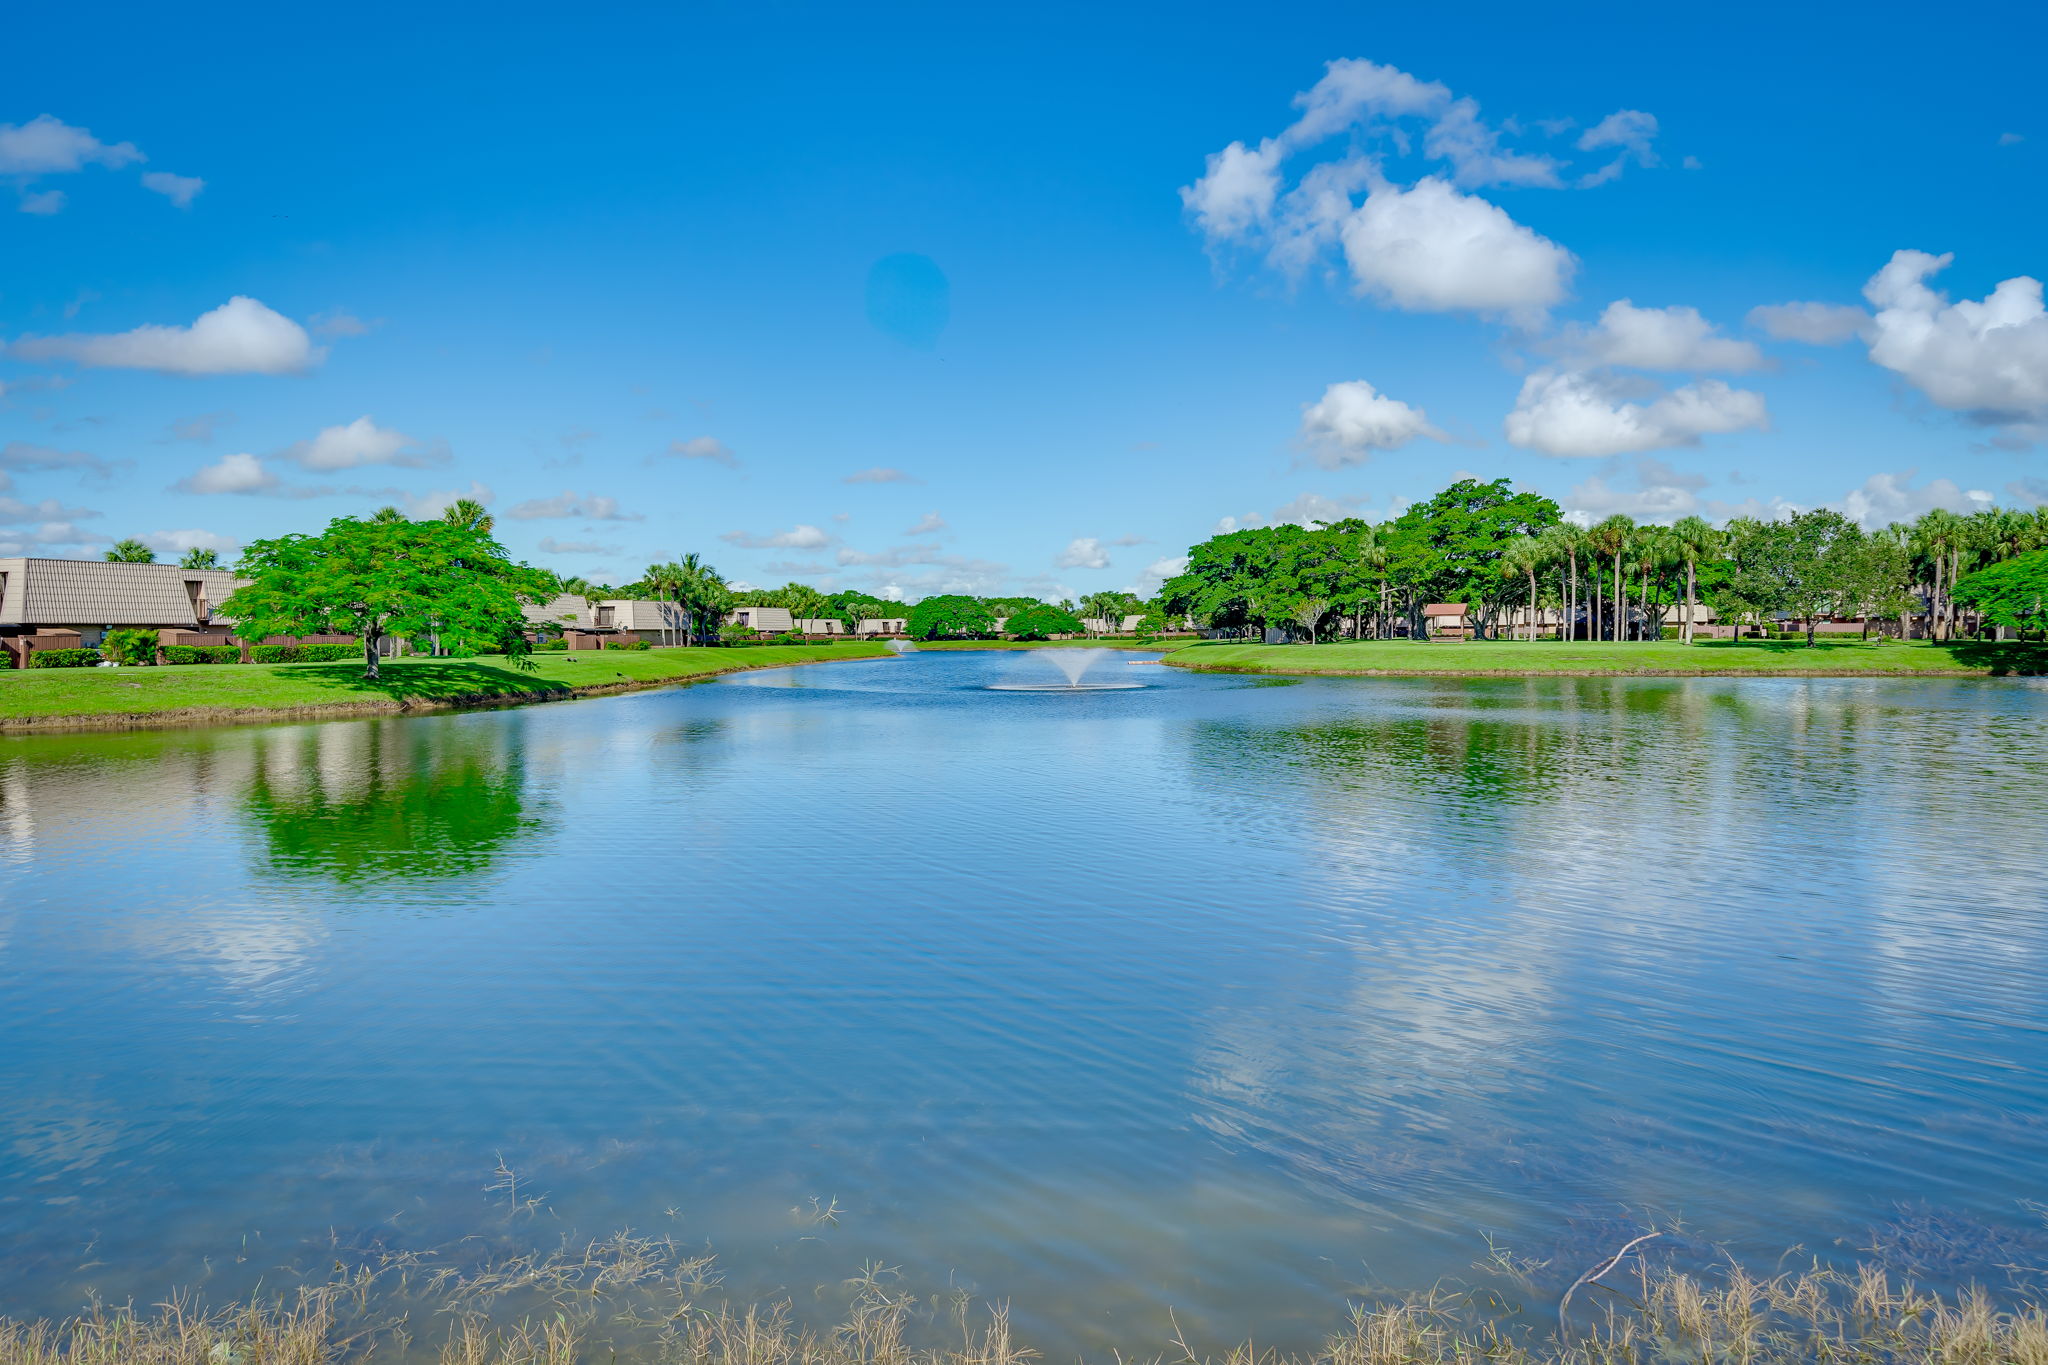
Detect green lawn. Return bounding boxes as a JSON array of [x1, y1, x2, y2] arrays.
[[0, 643, 892, 727], [1163, 637, 2048, 677]]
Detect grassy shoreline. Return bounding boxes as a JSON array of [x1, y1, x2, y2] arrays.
[[1, 1227, 2039, 1365], [1162, 637, 2048, 678], [0, 643, 894, 733]]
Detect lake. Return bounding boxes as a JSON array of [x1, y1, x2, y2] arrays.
[[2, 649, 2045, 1352]]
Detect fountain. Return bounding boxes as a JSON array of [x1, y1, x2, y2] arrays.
[[887, 639, 916, 655], [986, 647, 1144, 691]]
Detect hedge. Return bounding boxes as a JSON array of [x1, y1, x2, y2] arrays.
[[535, 638, 568, 651], [27, 649, 100, 668], [247, 643, 363, 663], [606, 638, 651, 651], [162, 644, 242, 665]]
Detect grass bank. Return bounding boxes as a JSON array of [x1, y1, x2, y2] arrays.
[[1164, 637, 2048, 678], [910, 637, 1200, 652], [0, 643, 893, 733], [1, 1227, 2040, 1365]]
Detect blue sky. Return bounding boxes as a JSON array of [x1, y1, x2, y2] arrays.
[[3, 0, 2044, 600]]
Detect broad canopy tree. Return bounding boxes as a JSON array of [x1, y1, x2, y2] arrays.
[[1004, 602, 1084, 639], [1954, 548, 2048, 636], [907, 593, 995, 640], [221, 514, 556, 680]]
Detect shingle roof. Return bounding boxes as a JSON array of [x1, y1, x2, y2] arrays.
[[0, 558, 246, 627], [521, 593, 591, 627]]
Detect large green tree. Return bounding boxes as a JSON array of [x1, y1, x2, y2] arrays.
[[1004, 602, 1083, 639], [221, 514, 554, 680], [1954, 548, 2048, 636], [907, 594, 994, 639], [1380, 478, 1562, 639]]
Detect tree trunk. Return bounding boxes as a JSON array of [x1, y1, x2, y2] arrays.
[[363, 627, 382, 681], [1683, 560, 1696, 644]]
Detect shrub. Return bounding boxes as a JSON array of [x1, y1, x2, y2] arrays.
[[101, 627, 161, 666], [27, 649, 99, 668], [718, 626, 759, 647], [162, 645, 242, 665], [247, 642, 362, 664], [606, 637, 651, 651], [770, 630, 805, 645], [535, 638, 568, 651]]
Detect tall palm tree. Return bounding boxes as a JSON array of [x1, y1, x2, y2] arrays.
[[1500, 535, 1546, 641], [1585, 515, 1633, 640], [441, 497, 494, 534], [641, 562, 681, 645], [1538, 524, 1582, 641], [104, 538, 157, 563], [1670, 516, 1722, 644], [1632, 525, 1680, 639], [1913, 509, 1965, 640]]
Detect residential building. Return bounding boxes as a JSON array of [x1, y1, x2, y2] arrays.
[[0, 557, 247, 666]]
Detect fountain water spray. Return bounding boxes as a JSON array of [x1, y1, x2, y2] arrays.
[[987, 647, 1143, 691]]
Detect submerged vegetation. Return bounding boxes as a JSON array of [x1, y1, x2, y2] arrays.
[[4, 1223, 2045, 1365]]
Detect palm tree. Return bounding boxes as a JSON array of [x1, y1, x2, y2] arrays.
[[641, 562, 681, 645], [1913, 509, 1965, 640], [370, 505, 408, 523], [1501, 535, 1546, 641], [1670, 516, 1721, 644], [441, 497, 494, 534], [179, 547, 223, 570], [1630, 525, 1679, 639], [1585, 515, 1633, 640], [104, 538, 156, 563], [1538, 524, 1582, 641]]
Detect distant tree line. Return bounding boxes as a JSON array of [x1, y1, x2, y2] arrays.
[[1156, 477, 2048, 644]]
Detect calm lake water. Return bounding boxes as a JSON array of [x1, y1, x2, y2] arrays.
[[3, 649, 2046, 1349]]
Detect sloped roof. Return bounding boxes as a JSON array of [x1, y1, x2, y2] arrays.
[[603, 598, 687, 630], [0, 558, 246, 627], [522, 593, 590, 627], [1422, 603, 1468, 617]]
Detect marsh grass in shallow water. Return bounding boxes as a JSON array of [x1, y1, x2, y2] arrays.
[[7, 1226, 2048, 1365]]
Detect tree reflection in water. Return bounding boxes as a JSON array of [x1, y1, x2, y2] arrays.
[[240, 719, 548, 883]]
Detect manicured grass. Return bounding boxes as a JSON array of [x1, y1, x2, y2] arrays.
[[1164, 637, 2048, 677], [0, 643, 892, 728], [910, 637, 1201, 652]]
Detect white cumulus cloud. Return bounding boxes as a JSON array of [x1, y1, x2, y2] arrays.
[[1055, 537, 1111, 569], [722, 524, 832, 549], [10, 296, 321, 375], [1861, 249, 2048, 427], [0, 115, 142, 175], [1570, 299, 1763, 371], [140, 171, 204, 208], [666, 435, 738, 466], [1747, 301, 1869, 345], [1340, 177, 1575, 319], [1505, 369, 1768, 456], [175, 452, 277, 495], [281, 416, 425, 471], [1833, 470, 1994, 528], [1299, 379, 1447, 465]]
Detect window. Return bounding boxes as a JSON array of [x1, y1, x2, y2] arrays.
[[597, 606, 615, 627]]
